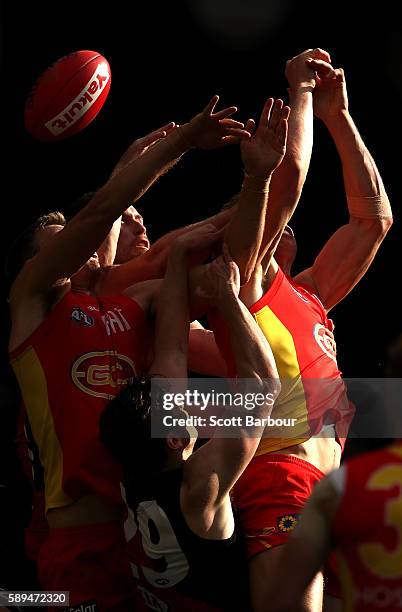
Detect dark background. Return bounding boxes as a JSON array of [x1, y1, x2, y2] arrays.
[[1, 0, 400, 374], [0, 0, 400, 590]]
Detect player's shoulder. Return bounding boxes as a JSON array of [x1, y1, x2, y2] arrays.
[[124, 278, 162, 313]]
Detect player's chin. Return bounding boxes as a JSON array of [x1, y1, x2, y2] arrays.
[[131, 245, 150, 257]]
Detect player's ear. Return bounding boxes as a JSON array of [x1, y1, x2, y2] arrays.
[[166, 433, 185, 451]]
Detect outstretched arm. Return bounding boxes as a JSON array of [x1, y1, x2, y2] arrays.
[[224, 98, 290, 283], [12, 96, 250, 300], [294, 61, 393, 311], [258, 48, 331, 271], [97, 122, 176, 267]]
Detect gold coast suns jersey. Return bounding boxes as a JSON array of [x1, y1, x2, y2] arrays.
[[210, 268, 354, 454], [331, 444, 402, 611], [10, 290, 151, 511]]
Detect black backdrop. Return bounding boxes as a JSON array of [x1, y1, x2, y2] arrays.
[[1, 0, 401, 374]]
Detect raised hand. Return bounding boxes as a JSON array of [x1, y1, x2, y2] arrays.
[[111, 122, 176, 178], [197, 243, 241, 303], [240, 98, 290, 179], [306, 59, 348, 122], [181, 95, 251, 150], [285, 48, 332, 90]]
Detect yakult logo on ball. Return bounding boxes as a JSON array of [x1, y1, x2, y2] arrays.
[[45, 62, 110, 136]]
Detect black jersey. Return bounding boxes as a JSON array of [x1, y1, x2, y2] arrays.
[[124, 467, 249, 611]]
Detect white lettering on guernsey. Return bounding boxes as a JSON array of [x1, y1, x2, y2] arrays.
[[102, 308, 131, 336], [45, 62, 110, 135]]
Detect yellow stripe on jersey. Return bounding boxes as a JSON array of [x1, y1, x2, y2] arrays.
[[253, 305, 309, 455], [11, 346, 71, 511]]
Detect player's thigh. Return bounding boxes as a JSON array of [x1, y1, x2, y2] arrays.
[[249, 547, 323, 612]]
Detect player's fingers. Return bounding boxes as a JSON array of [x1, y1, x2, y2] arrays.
[[281, 105, 291, 123], [259, 98, 274, 128], [245, 118, 256, 135], [268, 99, 284, 130], [222, 127, 253, 138], [214, 105, 238, 119], [277, 117, 289, 147], [203, 95, 220, 115], [306, 58, 336, 79], [219, 117, 245, 128], [311, 48, 332, 63]]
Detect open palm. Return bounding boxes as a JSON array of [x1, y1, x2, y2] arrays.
[[241, 98, 290, 179]]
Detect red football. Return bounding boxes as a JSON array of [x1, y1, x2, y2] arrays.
[[24, 50, 111, 142]]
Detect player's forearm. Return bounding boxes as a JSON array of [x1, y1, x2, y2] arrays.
[[325, 111, 392, 233], [97, 216, 122, 267], [325, 110, 387, 198], [150, 207, 234, 258], [153, 247, 189, 372], [258, 89, 314, 263], [224, 175, 271, 284]]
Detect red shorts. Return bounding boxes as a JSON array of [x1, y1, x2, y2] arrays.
[[232, 453, 341, 598], [37, 521, 145, 611]]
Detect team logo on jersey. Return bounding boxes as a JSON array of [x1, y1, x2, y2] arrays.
[[71, 306, 94, 327], [313, 323, 337, 362], [277, 514, 300, 533], [71, 351, 136, 399]]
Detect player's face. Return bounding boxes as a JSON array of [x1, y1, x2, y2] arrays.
[[274, 225, 297, 273], [115, 206, 150, 264]]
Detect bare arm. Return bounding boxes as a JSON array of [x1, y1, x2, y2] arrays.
[[295, 62, 392, 311], [187, 321, 228, 377], [149, 224, 228, 379], [185, 247, 281, 507], [97, 122, 176, 267], [97, 207, 235, 295], [12, 96, 250, 300], [224, 98, 289, 283], [266, 474, 340, 611], [258, 49, 331, 270]]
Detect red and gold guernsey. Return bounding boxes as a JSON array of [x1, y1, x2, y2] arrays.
[[332, 444, 402, 611], [210, 267, 354, 454], [10, 290, 151, 512]]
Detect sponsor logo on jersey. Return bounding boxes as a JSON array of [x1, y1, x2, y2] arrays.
[[45, 62, 110, 136], [71, 306, 94, 327], [277, 514, 300, 533], [71, 351, 136, 399], [313, 323, 337, 362]]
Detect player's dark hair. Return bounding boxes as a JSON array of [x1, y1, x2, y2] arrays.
[[5, 211, 66, 288], [100, 378, 168, 496]]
